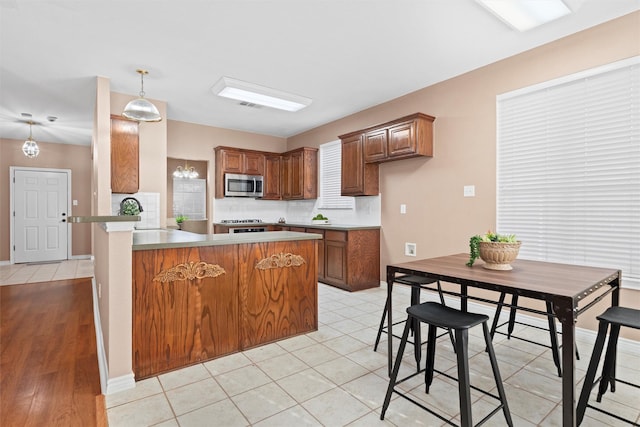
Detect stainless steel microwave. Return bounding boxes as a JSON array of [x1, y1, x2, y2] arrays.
[[224, 173, 264, 197]]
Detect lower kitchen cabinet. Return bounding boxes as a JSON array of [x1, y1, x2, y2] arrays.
[[307, 227, 380, 291]]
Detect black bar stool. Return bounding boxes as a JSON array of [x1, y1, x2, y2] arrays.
[[490, 292, 578, 377], [374, 275, 455, 366], [577, 306, 640, 426], [381, 302, 513, 427]]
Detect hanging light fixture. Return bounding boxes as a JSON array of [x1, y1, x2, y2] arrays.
[[22, 121, 40, 158], [173, 162, 199, 179], [122, 69, 162, 122]]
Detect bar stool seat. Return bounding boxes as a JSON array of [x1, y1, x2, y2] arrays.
[[577, 306, 640, 426], [374, 275, 455, 366], [381, 302, 513, 427]]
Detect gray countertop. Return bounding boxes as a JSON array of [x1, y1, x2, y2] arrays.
[[213, 222, 380, 231], [132, 230, 322, 251], [69, 215, 140, 223]]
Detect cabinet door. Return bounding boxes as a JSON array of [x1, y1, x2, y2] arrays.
[[341, 134, 379, 196], [244, 152, 265, 175], [305, 228, 325, 280], [364, 128, 388, 163], [280, 154, 292, 199], [263, 154, 282, 200], [289, 150, 304, 199], [387, 121, 416, 158], [221, 149, 244, 173], [325, 240, 347, 286], [110, 115, 139, 194]]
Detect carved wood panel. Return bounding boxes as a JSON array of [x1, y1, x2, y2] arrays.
[[238, 240, 318, 349], [132, 245, 238, 379]]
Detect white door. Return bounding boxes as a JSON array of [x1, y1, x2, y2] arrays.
[[13, 169, 70, 263]]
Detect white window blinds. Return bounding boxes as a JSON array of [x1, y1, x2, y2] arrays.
[[497, 57, 640, 289], [319, 140, 355, 209]]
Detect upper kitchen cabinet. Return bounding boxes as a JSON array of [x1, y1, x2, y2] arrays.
[[281, 147, 318, 200], [262, 153, 282, 200], [339, 132, 379, 196], [111, 115, 139, 194], [363, 113, 435, 163], [214, 146, 265, 198]]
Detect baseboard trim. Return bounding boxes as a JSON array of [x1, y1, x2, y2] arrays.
[[71, 254, 93, 260], [106, 373, 136, 395]]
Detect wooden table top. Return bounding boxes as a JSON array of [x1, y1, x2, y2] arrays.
[[389, 253, 621, 301]]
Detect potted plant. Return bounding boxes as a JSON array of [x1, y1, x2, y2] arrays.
[[175, 215, 188, 229], [311, 214, 329, 224], [467, 231, 521, 270]]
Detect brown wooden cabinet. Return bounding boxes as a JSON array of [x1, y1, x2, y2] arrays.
[[110, 115, 139, 194], [306, 227, 380, 291], [263, 154, 282, 200], [215, 146, 316, 200], [281, 147, 317, 200], [363, 113, 435, 163], [214, 147, 265, 198], [340, 132, 379, 196]]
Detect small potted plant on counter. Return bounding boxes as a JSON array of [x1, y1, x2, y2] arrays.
[[466, 230, 520, 270], [311, 214, 329, 224], [175, 215, 188, 229]]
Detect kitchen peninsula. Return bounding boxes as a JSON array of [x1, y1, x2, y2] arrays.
[[132, 230, 321, 379]]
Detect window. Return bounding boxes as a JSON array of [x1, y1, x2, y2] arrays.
[[497, 57, 640, 289], [318, 140, 355, 209]]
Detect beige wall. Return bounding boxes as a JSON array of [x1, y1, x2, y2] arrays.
[[0, 138, 93, 260], [287, 12, 640, 339]]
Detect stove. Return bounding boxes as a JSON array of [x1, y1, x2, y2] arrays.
[[220, 219, 263, 224]]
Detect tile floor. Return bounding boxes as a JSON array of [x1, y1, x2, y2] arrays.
[[4, 260, 636, 425], [105, 283, 640, 427], [0, 258, 94, 286]]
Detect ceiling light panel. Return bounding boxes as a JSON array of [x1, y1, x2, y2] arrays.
[[212, 77, 312, 112], [476, 0, 571, 31]]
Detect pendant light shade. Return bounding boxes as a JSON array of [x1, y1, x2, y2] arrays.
[[173, 163, 199, 179], [123, 69, 162, 122], [22, 121, 40, 158]]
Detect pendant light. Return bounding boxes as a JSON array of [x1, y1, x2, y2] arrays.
[[122, 69, 162, 122], [173, 162, 199, 179], [22, 121, 40, 158]]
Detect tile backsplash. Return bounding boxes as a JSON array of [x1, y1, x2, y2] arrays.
[[111, 192, 160, 229], [213, 195, 381, 226]]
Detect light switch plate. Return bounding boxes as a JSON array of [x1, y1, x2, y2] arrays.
[[464, 185, 475, 197]]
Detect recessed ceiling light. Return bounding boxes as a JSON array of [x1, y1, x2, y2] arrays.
[[476, 0, 571, 31], [212, 77, 312, 112]]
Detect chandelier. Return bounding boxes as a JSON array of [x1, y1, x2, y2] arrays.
[[22, 121, 40, 158], [122, 69, 162, 122], [173, 163, 199, 179]]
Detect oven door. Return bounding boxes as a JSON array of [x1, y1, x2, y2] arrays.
[[225, 174, 264, 197], [230, 227, 267, 233]]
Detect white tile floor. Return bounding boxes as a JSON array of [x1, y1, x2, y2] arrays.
[[0, 258, 94, 285], [3, 260, 636, 425], [105, 283, 640, 427]]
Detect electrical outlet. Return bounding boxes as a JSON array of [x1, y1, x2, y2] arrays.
[[464, 185, 475, 197], [405, 242, 417, 257], [400, 204, 407, 214]]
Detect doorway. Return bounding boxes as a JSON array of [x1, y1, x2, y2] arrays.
[[10, 167, 72, 264]]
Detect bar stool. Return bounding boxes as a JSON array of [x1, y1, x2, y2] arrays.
[[374, 275, 455, 364], [490, 292, 578, 377], [577, 306, 640, 426], [381, 302, 513, 427]]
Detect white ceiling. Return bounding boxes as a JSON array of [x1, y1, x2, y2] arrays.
[[1, 0, 638, 146]]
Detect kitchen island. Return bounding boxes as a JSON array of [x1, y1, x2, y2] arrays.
[[132, 230, 321, 379]]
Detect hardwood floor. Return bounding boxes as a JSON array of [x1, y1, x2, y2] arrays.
[[1, 278, 105, 427]]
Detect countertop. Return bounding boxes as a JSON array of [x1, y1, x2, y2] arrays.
[[132, 229, 322, 251], [213, 222, 381, 231], [69, 215, 140, 223]]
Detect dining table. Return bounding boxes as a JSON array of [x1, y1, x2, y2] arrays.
[[386, 253, 621, 427]]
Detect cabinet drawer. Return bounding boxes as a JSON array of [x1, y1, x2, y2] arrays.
[[325, 230, 347, 242], [305, 228, 325, 237]]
